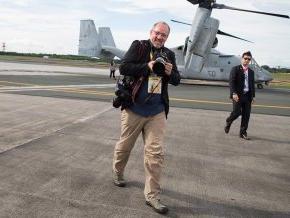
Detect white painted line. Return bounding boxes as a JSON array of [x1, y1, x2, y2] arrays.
[[0, 84, 116, 92]]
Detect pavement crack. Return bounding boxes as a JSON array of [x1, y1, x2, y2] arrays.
[[0, 187, 155, 216], [0, 106, 113, 155]]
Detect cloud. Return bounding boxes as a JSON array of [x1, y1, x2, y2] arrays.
[[0, 0, 289, 67]]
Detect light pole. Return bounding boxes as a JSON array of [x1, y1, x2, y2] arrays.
[[2, 43, 6, 52]]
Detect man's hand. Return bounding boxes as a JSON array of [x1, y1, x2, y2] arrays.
[[164, 62, 172, 76], [148, 61, 172, 76], [252, 98, 255, 104], [233, 94, 239, 102]]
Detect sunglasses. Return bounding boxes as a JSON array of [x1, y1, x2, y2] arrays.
[[243, 57, 251, 61]]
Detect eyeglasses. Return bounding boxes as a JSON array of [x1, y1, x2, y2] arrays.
[[152, 30, 168, 38], [243, 57, 251, 61]]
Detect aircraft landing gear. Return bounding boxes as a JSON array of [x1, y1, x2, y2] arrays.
[[257, 83, 263, 89]]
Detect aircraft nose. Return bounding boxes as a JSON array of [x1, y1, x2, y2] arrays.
[[255, 68, 273, 82], [262, 69, 273, 81]]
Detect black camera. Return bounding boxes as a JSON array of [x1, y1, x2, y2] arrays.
[[152, 52, 168, 76], [112, 76, 134, 108]]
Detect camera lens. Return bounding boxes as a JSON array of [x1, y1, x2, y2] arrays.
[[112, 97, 122, 108], [153, 57, 166, 76]]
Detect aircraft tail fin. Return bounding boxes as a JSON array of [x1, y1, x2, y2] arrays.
[[98, 27, 116, 47], [78, 19, 124, 58], [78, 19, 101, 57]]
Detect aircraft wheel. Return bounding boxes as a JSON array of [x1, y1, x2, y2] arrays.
[[257, 84, 263, 89]]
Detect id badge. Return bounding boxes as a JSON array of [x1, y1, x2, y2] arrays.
[[148, 76, 162, 94]]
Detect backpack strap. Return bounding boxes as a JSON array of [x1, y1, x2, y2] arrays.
[[131, 77, 144, 103], [131, 40, 148, 103]]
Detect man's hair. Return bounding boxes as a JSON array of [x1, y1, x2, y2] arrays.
[[152, 21, 170, 34], [242, 51, 252, 57]]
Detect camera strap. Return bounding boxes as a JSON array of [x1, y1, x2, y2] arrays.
[[150, 48, 164, 63], [137, 48, 163, 104], [135, 76, 161, 106], [132, 77, 144, 103], [133, 75, 161, 105]]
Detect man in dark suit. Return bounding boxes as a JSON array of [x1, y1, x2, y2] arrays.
[[224, 51, 255, 140]]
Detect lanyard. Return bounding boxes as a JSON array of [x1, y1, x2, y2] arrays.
[[150, 48, 163, 61], [150, 50, 154, 61]]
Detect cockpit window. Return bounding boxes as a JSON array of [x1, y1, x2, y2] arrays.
[[249, 58, 260, 71], [250, 58, 259, 67]]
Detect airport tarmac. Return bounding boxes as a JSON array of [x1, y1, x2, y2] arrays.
[[0, 62, 290, 217], [1, 61, 290, 116]]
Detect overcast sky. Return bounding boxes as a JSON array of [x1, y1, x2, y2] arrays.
[[1, 0, 290, 67]]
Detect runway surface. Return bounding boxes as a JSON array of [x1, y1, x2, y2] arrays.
[[0, 61, 289, 217], [1, 61, 290, 116]]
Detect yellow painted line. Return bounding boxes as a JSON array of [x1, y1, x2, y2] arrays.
[[1, 80, 289, 110], [55, 88, 114, 96], [252, 104, 290, 109], [24, 87, 115, 96], [0, 80, 36, 86], [0, 80, 114, 96], [56, 90, 290, 110], [170, 97, 232, 105], [170, 97, 290, 109]]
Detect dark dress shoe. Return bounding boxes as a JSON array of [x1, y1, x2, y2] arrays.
[[224, 125, 230, 134], [240, 133, 250, 140], [224, 121, 231, 134], [146, 199, 169, 214], [113, 171, 126, 187]]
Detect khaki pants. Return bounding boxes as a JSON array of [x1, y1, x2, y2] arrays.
[[113, 109, 166, 200]]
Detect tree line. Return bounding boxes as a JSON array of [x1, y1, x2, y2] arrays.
[[0, 51, 288, 71], [0, 51, 110, 63], [261, 65, 290, 73]]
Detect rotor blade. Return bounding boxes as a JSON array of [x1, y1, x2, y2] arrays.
[[186, 0, 205, 5], [171, 19, 191, 26], [213, 3, 290, 19], [217, 30, 253, 43], [171, 19, 253, 42]]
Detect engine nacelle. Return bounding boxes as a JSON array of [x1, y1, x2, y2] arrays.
[[212, 37, 218, 48], [192, 17, 219, 55], [184, 15, 219, 76]]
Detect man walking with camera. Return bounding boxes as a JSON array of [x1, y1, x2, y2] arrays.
[[112, 21, 180, 214]]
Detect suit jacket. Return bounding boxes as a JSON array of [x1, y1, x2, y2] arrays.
[[229, 64, 255, 100], [119, 39, 180, 117]]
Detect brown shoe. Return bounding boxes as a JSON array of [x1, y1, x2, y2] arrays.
[[112, 171, 126, 187], [146, 198, 168, 214]]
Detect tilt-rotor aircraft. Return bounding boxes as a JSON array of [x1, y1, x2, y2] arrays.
[[78, 0, 289, 89]]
